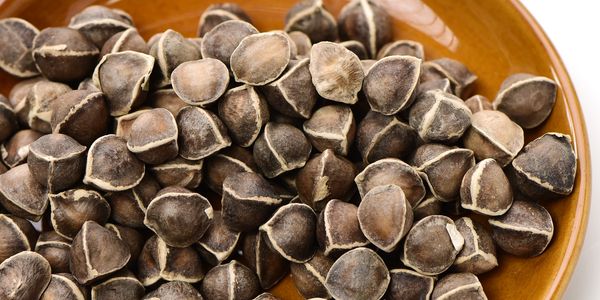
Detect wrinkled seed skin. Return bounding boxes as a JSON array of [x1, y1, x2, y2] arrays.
[[231, 32, 292, 86], [41, 273, 86, 300], [0, 164, 48, 221], [356, 111, 416, 163], [35, 231, 71, 274], [177, 106, 231, 161], [51, 90, 110, 146], [49, 189, 111, 239], [0, 18, 39, 77], [453, 217, 498, 274], [0, 214, 37, 264], [0, 251, 52, 300]]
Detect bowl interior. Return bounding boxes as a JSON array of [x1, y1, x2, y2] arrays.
[[0, 0, 590, 299]]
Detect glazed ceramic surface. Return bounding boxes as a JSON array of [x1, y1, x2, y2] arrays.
[[0, 0, 590, 299]]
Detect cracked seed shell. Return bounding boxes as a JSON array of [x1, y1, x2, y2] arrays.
[[50, 90, 110, 146], [3, 129, 43, 167], [126, 108, 179, 165], [68, 5, 133, 48], [150, 157, 203, 189], [0, 164, 48, 221], [465, 94, 493, 113], [83, 134, 145, 191], [91, 270, 144, 300], [356, 111, 417, 163], [231, 32, 292, 85], [106, 174, 160, 228], [197, 3, 252, 37], [200, 260, 261, 300], [385, 269, 435, 300], [431, 273, 487, 300], [460, 158, 513, 216], [453, 217, 497, 274], [69, 221, 131, 285], [35, 231, 71, 273], [358, 184, 413, 252], [177, 106, 231, 160], [26, 80, 72, 133], [201, 20, 258, 67], [0, 251, 51, 300], [296, 149, 357, 211], [205, 146, 258, 194], [338, 0, 392, 57], [260, 203, 317, 263], [8, 77, 44, 126], [262, 58, 317, 119], [0, 18, 39, 77], [171, 58, 230, 107], [0, 214, 37, 264], [303, 105, 356, 156], [309, 41, 364, 104], [253, 122, 312, 178], [325, 247, 390, 300], [364, 55, 421, 115], [218, 84, 270, 147], [41, 273, 87, 300], [137, 235, 205, 286], [150, 29, 202, 88], [93, 51, 154, 116], [463, 110, 524, 167], [511, 132, 577, 199], [196, 211, 241, 265], [377, 40, 425, 60], [100, 28, 149, 56], [144, 186, 213, 248], [290, 250, 334, 299], [488, 200, 554, 257], [49, 188, 111, 239], [411, 144, 475, 201], [0, 95, 17, 143], [316, 199, 368, 256], [401, 215, 464, 275], [27, 134, 86, 192], [409, 90, 472, 144], [494, 73, 557, 128], [32, 27, 99, 83], [221, 172, 282, 232], [420, 58, 477, 97], [114, 108, 151, 138], [284, 0, 338, 43], [355, 158, 426, 207], [242, 232, 289, 290]]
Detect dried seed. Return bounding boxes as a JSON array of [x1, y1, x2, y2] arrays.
[[105, 223, 144, 268], [431, 273, 487, 300], [377, 40, 425, 60], [464, 94, 493, 113], [338, 0, 393, 57], [147, 89, 188, 117], [26, 80, 72, 133], [106, 174, 160, 228], [316, 199, 368, 256], [68, 5, 133, 48], [356, 111, 416, 163], [171, 59, 230, 107], [197, 3, 252, 37], [303, 105, 356, 156], [41, 273, 87, 300], [453, 217, 498, 274], [150, 157, 204, 189], [285, 0, 338, 43], [0, 251, 51, 300], [231, 32, 292, 85], [201, 20, 258, 67], [200, 260, 261, 300], [49, 188, 110, 239], [0, 18, 39, 77], [177, 106, 231, 160], [1, 129, 43, 168], [460, 158, 513, 216], [0, 95, 18, 143], [413, 195, 443, 221], [287, 31, 312, 57], [0, 214, 37, 264], [385, 269, 435, 300], [8, 77, 44, 126], [290, 250, 334, 299], [100, 28, 149, 56], [340, 40, 369, 59], [150, 29, 202, 88], [242, 232, 289, 289], [218, 84, 270, 147], [114, 108, 151, 138], [253, 122, 312, 178], [91, 270, 144, 300], [126, 108, 179, 164], [204, 146, 258, 194], [0, 164, 48, 221], [420, 58, 477, 97], [196, 211, 241, 265], [143, 281, 202, 300], [35, 231, 71, 273]]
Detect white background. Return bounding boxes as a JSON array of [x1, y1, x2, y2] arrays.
[[520, 1, 599, 299]]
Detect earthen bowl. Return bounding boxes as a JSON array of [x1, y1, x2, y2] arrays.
[[0, 0, 591, 299]]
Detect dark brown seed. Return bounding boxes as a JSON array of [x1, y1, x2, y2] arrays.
[[413, 195, 443, 221], [196, 211, 241, 265], [0, 130, 38, 167], [144, 186, 213, 248], [511, 132, 577, 199], [147, 89, 188, 117], [253, 122, 312, 178], [0, 95, 18, 143], [83, 134, 145, 191], [284, 0, 338, 43], [402, 215, 464, 275], [231, 32, 292, 86], [27, 134, 86, 192], [205, 146, 258, 195], [296, 150, 357, 211], [377, 40, 425, 59], [260, 203, 317, 263], [355, 158, 426, 207], [200, 260, 261, 300], [417, 78, 453, 96], [431, 273, 487, 300], [150, 157, 204, 189], [68, 5, 133, 48], [221, 172, 282, 232], [91, 270, 144, 300], [201, 20, 258, 67], [460, 158, 513, 216], [49, 188, 111, 239], [41, 273, 87, 300], [309, 41, 364, 104], [242, 232, 289, 290], [420, 58, 477, 97], [101, 28, 149, 56], [290, 250, 334, 299], [0, 251, 51, 300], [340, 40, 369, 59], [364, 55, 421, 115], [262, 58, 317, 119], [69, 221, 130, 285], [0, 164, 48, 221], [0, 214, 37, 264], [177, 106, 231, 160], [464, 94, 493, 113], [463, 110, 524, 167], [356, 111, 417, 163], [385, 269, 435, 300], [358, 185, 413, 252], [338, 0, 392, 57], [77, 77, 100, 91], [303, 105, 356, 156], [171, 59, 230, 106], [287, 31, 312, 57], [32, 27, 99, 83], [316, 199, 368, 256], [126, 108, 179, 165], [197, 3, 252, 37], [106, 174, 160, 228], [488, 200, 554, 257], [453, 217, 498, 274], [0, 18, 39, 77], [93, 51, 155, 116], [325, 247, 390, 300], [35, 231, 71, 274], [494, 73, 557, 128], [8, 77, 44, 126], [218, 84, 270, 147], [105, 223, 144, 268], [26, 80, 72, 133], [114, 108, 151, 138], [50, 90, 110, 146], [143, 281, 203, 300]]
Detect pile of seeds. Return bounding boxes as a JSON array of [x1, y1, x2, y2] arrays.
[[0, 1, 578, 299]]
